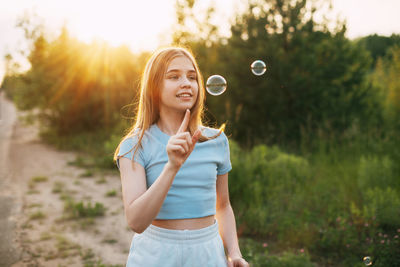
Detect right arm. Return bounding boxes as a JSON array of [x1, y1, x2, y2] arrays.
[[119, 109, 201, 233], [119, 159, 180, 233]]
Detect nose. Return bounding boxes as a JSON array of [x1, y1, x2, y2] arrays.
[[181, 76, 191, 88]]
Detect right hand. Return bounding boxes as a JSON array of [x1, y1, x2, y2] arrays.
[[166, 109, 201, 169]]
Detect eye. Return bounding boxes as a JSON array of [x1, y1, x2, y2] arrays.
[[188, 75, 197, 80], [167, 75, 179, 80]]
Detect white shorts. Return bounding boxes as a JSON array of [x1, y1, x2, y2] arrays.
[[126, 220, 228, 267]]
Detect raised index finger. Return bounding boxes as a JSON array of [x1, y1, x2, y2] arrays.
[[177, 109, 190, 134]]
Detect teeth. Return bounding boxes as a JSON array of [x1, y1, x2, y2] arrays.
[[177, 93, 191, 97]]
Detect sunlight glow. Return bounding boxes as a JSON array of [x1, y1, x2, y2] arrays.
[[40, 0, 176, 51]]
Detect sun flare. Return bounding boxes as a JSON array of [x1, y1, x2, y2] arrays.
[[61, 0, 175, 51]]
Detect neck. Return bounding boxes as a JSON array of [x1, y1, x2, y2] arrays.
[[157, 108, 187, 135]]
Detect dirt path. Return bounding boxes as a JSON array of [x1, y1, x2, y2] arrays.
[[1, 92, 132, 267], [0, 91, 21, 266]]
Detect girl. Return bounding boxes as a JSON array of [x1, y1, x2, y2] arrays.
[[114, 47, 249, 267]]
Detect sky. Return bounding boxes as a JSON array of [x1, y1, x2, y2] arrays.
[[1, 0, 400, 81]]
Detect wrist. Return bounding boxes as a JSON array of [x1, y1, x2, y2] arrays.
[[165, 161, 181, 173], [227, 252, 243, 260]]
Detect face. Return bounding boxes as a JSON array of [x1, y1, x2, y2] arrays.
[[159, 56, 199, 114]]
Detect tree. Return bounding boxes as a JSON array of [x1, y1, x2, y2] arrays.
[[356, 34, 400, 67], [371, 46, 400, 129], [1, 16, 142, 136], [202, 0, 375, 147]]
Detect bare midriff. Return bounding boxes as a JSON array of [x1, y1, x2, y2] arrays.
[[152, 215, 215, 230]]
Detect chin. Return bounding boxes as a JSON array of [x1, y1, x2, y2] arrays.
[[179, 102, 195, 110]]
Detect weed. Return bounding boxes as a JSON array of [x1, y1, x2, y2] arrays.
[[96, 177, 107, 184], [64, 199, 106, 218], [27, 203, 43, 209], [56, 235, 81, 257], [102, 238, 118, 244], [28, 176, 48, 191], [52, 181, 65, 193], [31, 176, 49, 183], [40, 231, 52, 241], [29, 211, 46, 220], [21, 222, 33, 229], [44, 235, 81, 260], [80, 248, 95, 261], [71, 218, 95, 230], [106, 190, 117, 197], [80, 170, 94, 178], [68, 156, 86, 167]]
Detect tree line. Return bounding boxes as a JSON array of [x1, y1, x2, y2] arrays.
[[1, 0, 399, 151]]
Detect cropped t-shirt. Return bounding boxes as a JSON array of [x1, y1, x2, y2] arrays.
[[116, 124, 232, 219]]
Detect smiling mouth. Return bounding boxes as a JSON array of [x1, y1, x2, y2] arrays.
[[176, 93, 192, 98]]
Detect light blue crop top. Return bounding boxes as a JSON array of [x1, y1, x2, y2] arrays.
[[116, 124, 232, 219]]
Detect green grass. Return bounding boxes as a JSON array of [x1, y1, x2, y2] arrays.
[[40, 231, 52, 241], [239, 237, 315, 267], [64, 199, 106, 219], [29, 210, 46, 220], [27, 189, 40, 194], [80, 248, 123, 267], [105, 190, 117, 197], [228, 133, 400, 266], [38, 118, 400, 266], [43, 129, 119, 170], [28, 175, 49, 192], [80, 170, 94, 178], [96, 177, 107, 184], [52, 181, 65, 193], [27, 203, 43, 208], [44, 235, 81, 260], [31, 176, 49, 182], [102, 238, 118, 244]]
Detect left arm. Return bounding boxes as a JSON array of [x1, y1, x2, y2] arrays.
[[216, 173, 249, 267]]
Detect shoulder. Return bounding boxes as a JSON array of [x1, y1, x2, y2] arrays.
[[119, 128, 150, 151], [121, 129, 140, 145], [118, 135, 138, 155]]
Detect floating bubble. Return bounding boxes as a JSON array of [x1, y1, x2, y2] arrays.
[[363, 256, 372, 266], [251, 60, 267, 76], [206, 75, 227, 96]]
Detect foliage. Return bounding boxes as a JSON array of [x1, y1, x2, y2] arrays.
[[2, 1, 400, 266], [1, 25, 142, 137], [229, 140, 400, 266], [64, 200, 106, 218], [240, 238, 315, 267], [174, 0, 378, 148], [356, 34, 400, 67], [362, 187, 400, 229], [229, 140, 311, 241], [370, 46, 400, 130], [31, 175, 48, 183], [357, 155, 397, 191], [29, 210, 46, 220]]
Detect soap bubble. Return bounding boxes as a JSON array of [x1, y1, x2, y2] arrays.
[[251, 60, 267, 76], [206, 75, 227, 96], [363, 256, 372, 266]]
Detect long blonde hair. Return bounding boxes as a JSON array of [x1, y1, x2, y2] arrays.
[[113, 46, 224, 163]]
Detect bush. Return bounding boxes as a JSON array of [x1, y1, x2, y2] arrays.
[[358, 155, 397, 191], [229, 141, 311, 239], [370, 233, 400, 267], [362, 187, 400, 228]]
